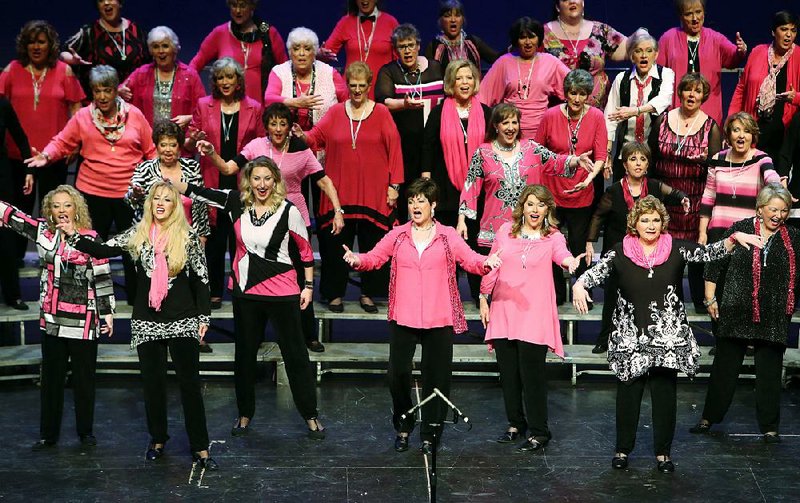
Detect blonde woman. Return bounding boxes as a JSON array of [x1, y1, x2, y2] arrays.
[[173, 156, 324, 440], [0, 185, 114, 449], [61, 182, 216, 470]]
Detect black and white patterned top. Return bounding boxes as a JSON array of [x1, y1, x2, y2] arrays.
[[125, 157, 210, 237], [70, 226, 210, 348], [578, 239, 729, 381]]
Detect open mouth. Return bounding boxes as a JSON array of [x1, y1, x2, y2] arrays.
[[57, 214, 70, 224], [155, 207, 166, 215], [256, 187, 269, 197], [411, 210, 423, 219]]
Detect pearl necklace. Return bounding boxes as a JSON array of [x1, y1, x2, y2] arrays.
[[493, 140, 517, 152]]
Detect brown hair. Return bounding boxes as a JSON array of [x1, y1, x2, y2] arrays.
[[486, 103, 521, 142], [16, 20, 60, 68], [724, 111, 760, 147], [620, 141, 652, 166], [510, 184, 559, 238], [626, 195, 670, 236], [677, 72, 711, 103]]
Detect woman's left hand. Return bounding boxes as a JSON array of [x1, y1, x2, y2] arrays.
[[732, 232, 765, 250], [100, 314, 114, 337], [171, 115, 193, 129], [300, 287, 313, 310], [198, 323, 208, 340], [23, 175, 34, 196], [387, 186, 399, 207], [776, 85, 796, 103], [57, 220, 76, 237], [331, 212, 345, 235], [483, 249, 503, 270], [572, 281, 593, 314], [575, 151, 594, 173], [564, 176, 593, 193], [681, 197, 691, 214], [608, 106, 638, 122]]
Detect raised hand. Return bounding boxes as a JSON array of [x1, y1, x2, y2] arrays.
[[681, 197, 691, 214], [195, 140, 215, 156], [735, 32, 747, 53]]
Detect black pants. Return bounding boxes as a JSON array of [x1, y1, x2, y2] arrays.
[[232, 297, 317, 420], [701, 337, 785, 433], [289, 229, 317, 344], [616, 367, 678, 457], [0, 167, 21, 304], [39, 334, 98, 442], [493, 339, 550, 439], [389, 322, 454, 443], [552, 205, 593, 304], [318, 218, 388, 300], [137, 337, 210, 452], [595, 274, 619, 347], [687, 262, 705, 308], [82, 192, 137, 302], [206, 211, 237, 299]]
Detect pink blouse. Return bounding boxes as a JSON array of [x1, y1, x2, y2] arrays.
[[123, 61, 206, 125]]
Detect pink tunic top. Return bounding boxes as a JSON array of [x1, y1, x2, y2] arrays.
[[355, 222, 487, 331], [535, 105, 607, 208], [0, 60, 84, 159], [239, 136, 323, 226], [657, 27, 744, 126], [459, 140, 571, 247], [479, 53, 570, 139], [123, 61, 206, 125], [481, 222, 571, 357], [42, 105, 156, 198], [303, 102, 403, 231], [264, 68, 348, 131], [322, 12, 399, 100], [189, 22, 288, 104]]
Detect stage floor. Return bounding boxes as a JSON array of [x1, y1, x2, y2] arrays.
[[1, 374, 799, 502]]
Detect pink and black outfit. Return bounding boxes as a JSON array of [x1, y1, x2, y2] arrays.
[[185, 183, 320, 423], [479, 53, 570, 139], [481, 222, 572, 442], [0, 200, 114, 445], [354, 222, 489, 443], [657, 27, 745, 126], [190, 21, 288, 104]]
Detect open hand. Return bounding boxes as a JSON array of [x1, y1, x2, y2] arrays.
[[342, 244, 360, 267]]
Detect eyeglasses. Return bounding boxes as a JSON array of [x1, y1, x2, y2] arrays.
[[632, 48, 656, 56], [396, 43, 418, 52]]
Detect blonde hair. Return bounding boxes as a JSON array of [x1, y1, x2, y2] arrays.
[[42, 185, 92, 233], [626, 195, 670, 236], [127, 182, 190, 276], [442, 59, 480, 96], [239, 156, 287, 212], [510, 184, 559, 238]]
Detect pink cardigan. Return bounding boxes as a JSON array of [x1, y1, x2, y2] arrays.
[[728, 43, 800, 129], [43, 104, 156, 198], [355, 222, 487, 332], [123, 61, 206, 125], [657, 27, 744, 126]]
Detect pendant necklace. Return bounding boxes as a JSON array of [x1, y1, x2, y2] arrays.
[[565, 105, 586, 155], [675, 110, 701, 156], [516, 56, 535, 100], [100, 20, 127, 61], [687, 35, 700, 69], [28, 65, 48, 110], [221, 111, 235, 142]]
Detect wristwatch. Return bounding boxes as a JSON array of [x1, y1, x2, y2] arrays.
[[335, 208, 345, 215]]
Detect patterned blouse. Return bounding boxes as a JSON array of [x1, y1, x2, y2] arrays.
[[0, 201, 115, 340], [578, 239, 729, 381], [125, 157, 210, 237], [543, 21, 626, 108]]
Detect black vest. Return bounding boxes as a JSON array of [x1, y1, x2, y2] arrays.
[[613, 65, 664, 148]]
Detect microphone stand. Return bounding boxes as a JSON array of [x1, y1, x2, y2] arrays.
[[400, 387, 471, 503]]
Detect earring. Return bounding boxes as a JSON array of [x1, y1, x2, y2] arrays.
[[75, 214, 80, 223], [543, 216, 550, 228], [431, 208, 435, 218]]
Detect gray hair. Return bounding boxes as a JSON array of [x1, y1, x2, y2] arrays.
[[391, 23, 421, 48], [286, 27, 320, 54], [210, 57, 245, 101], [147, 26, 181, 53], [89, 65, 119, 88], [626, 28, 659, 60], [756, 183, 793, 211], [563, 69, 594, 95]]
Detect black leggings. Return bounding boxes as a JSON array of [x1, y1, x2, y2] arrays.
[[493, 339, 550, 439], [318, 218, 388, 300], [232, 297, 318, 420], [615, 367, 678, 457]]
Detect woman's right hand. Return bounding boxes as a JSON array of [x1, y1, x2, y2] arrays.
[[100, 314, 114, 337], [342, 244, 360, 267], [117, 84, 132, 101], [24, 148, 49, 168], [572, 281, 593, 314], [479, 297, 490, 328], [456, 217, 469, 240], [584, 242, 595, 266], [290, 94, 324, 110], [196, 140, 215, 156], [57, 220, 76, 237], [291, 123, 306, 139], [317, 47, 338, 62], [706, 299, 719, 320]]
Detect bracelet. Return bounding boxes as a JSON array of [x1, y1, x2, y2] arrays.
[[636, 106, 641, 115], [304, 280, 314, 289], [703, 296, 717, 307], [335, 208, 345, 215], [389, 184, 400, 192], [478, 293, 489, 301], [727, 233, 737, 245], [41, 151, 51, 161]]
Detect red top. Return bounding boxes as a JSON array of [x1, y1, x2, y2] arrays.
[[657, 27, 744, 126], [43, 104, 156, 198], [304, 102, 403, 230], [123, 61, 206, 125], [0, 60, 84, 159], [728, 43, 800, 129], [189, 22, 288, 104], [535, 105, 607, 208], [322, 12, 399, 99]]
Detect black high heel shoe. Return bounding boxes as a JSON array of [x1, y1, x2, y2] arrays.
[[656, 458, 675, 473], [394, 435, 409, 452], [611, 454, 628, 469], [231, 418, 250, 436], [688, 421, 712, 434], [307, 418, 326, 440], [146, 444, 164, 460], [192, 453, 219, 471]]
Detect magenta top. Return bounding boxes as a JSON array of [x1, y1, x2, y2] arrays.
[[478, 52, 570, 139], [0, 60, 85, 159], [657, 27, 744, 127], [190, 22, 288, 104], [239, 136, 323, 226], [123, 61, 206, 126], [481, 222, 571, 357], [355, 222, 487, 332]]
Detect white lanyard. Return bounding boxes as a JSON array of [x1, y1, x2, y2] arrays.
[[347, 101, 368, 149]]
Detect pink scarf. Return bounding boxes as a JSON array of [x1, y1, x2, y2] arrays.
[[621, 177, 648, 210], [757, 44, 794, 117], [148, 225, 169, 311], [622, 233, 673, 270], [440, 96, 485, 191]]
